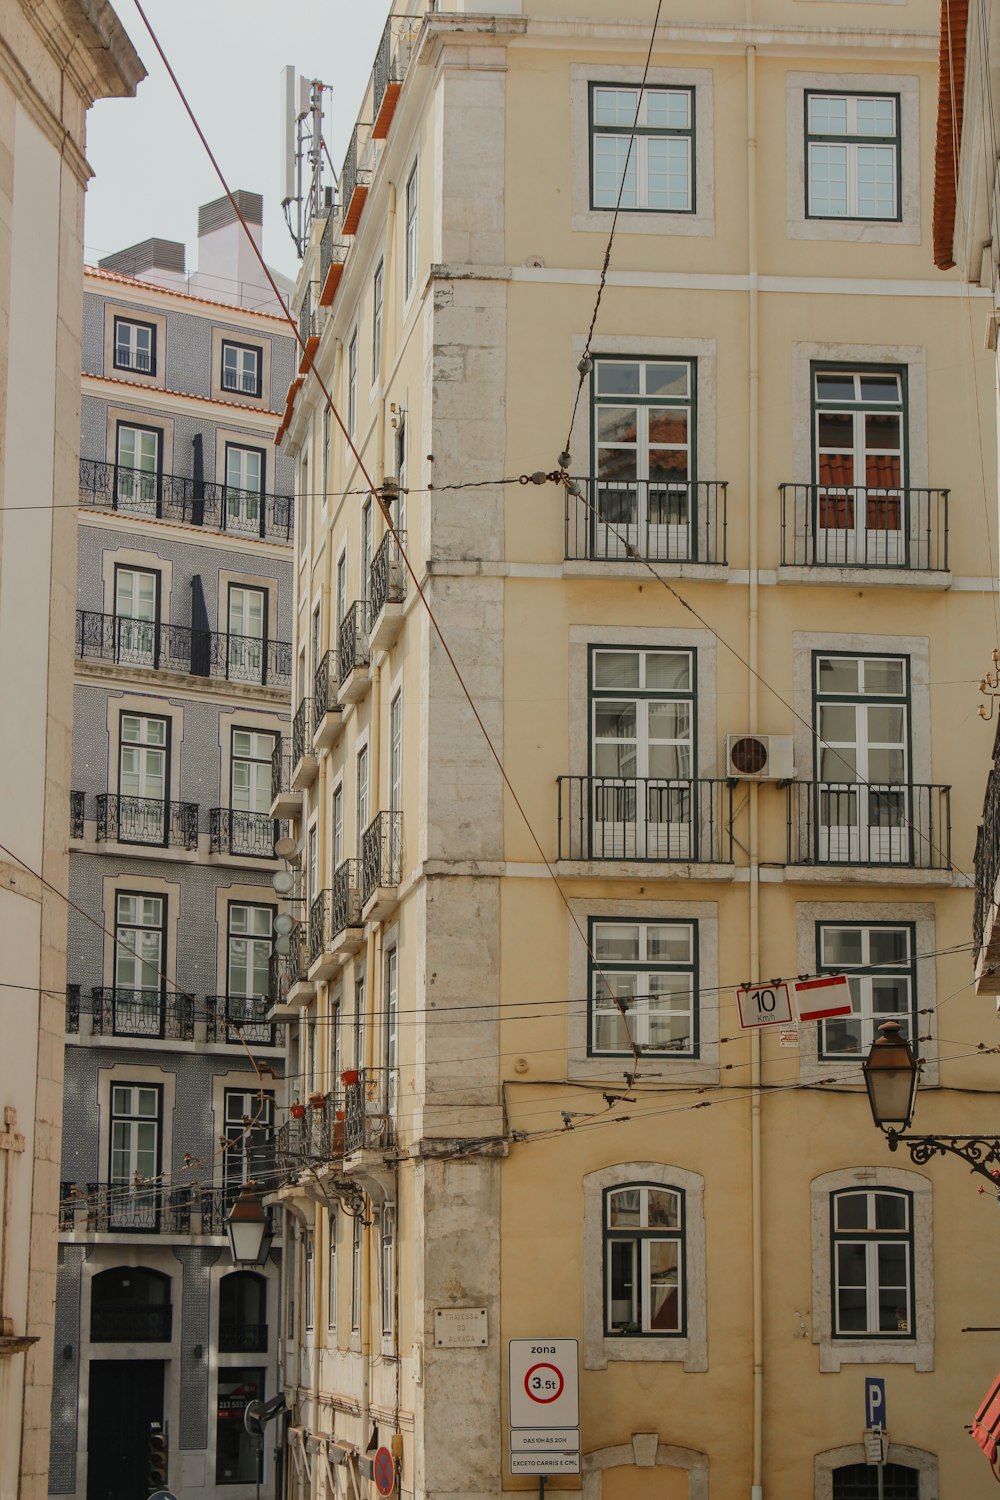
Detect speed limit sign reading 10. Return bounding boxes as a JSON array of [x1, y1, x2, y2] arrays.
[[508, 1339, 579, 1429], [735, 982, 793, 1030]]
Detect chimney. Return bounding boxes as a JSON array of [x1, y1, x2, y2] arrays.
[[191, 190, 280, 311], [99, 238, 186, 290]]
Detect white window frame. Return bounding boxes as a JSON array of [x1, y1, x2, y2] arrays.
[[347, 327, 358, 438], [304, 1235, 314, 1332], [372, 260, 384, 384], [327, 1211, 338, 1332], [404, 161, 418, 298], [350, 1216, 362, 1332], [380, 1203, 395, 1342]]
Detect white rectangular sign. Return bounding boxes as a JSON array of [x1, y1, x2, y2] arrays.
[[795, 973, 852, 1022], [508, 1339, 579, 1429], [510, 1430, 581, 1453], [736, 982, 793, 1029], [509, 1453, 581, 1475]]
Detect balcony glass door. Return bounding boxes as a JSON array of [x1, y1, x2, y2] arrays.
[[109, 1084, 160, 1229], [114, 567, 158, 667], [814, 370, 904, 565], [224, 1089, 275, 1196], [115, 424, 159, 514], [228, 585, 266, 684], [227, 903, 274, 1043], [815, 654, 909, 863], [383, 947, 398, 1116], [225, 444, 263, 534], [231, 729, 275, 854], [114, 893, 165, 1036], [593, 359, 694, 561], [591, 648, 694, 858], [118, 714, 168, 844]]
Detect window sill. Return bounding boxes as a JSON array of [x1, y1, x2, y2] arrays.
[[817, 1335, 931, 1373], [572, 208, 714, 238], [777, 565, 950, 591], [586, 1332, 706, 1373]]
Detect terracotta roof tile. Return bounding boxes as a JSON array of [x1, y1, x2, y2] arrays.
[[933, 0, 969, 271]]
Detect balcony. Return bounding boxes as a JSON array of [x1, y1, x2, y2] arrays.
[[786, 782, 952, 871], [340, 124, 371, 236], [313, 651, 344, 750], [91, 1302, 173, 1342], [291, 699, 318, 789], [79, 458, 293, 544], [199, 1184, 278, 1238], [275, 1116, 310, 1185], [975, 728, 1000, 992], [557, 777, 734, 865], [332, 859, 365, 954], [205, 995, 278, 1048], [361, 811, 402, 919], [564, 479, 728, 566], [76, 610, 292, 688], [368, 531, 406, 650], [95, 793, 198, 851], [220, 1320, 267, 1353], [308, 888, 337, 981], [85, 1183, 192, 1234], [269, 739, 300, 820], [70, 790, 85, 839], [373, 12, 415, 139], [297, 282, 320, 375], [269, 921, 315, 1012], [66, 984, 81, 1034], [779, 485, 949, 574], [59, 1183, 79, 1231], [319, 212, 347, 307], [338, 601, 371, 703], [209, 809, 288, 859], [343, 1068, 397, 1157], [90, 987, 195, 1041]]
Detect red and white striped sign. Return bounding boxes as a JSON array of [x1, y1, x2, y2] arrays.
[[795, 974, 852, 1022]]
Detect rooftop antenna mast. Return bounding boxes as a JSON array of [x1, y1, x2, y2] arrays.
[[281, 68, 334, 257]]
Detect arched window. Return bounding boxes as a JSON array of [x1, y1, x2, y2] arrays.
[[832, 1462, 918, 1498], [219, 1270, 267, 1352], [90, 1266, 171, 1342]]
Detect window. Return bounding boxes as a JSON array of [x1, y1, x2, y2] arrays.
[[113, 317, 156, 375], [221, 340, 262, 398], [395, 418, 407, 536], [228, 584, 267, 684], [230, 729, 277, 855], [831, 1463, 919, 1499], [332, 786, 344, 870], [308, 824, 318, 906], [223, 1088, 275, 1195], [353, 972, 365, 1074], [215, 1368, 265, 1484], [806, 92, 900, 221], [304, 1236, 315, 1330], [118, 713, 168, 845], [361, 499, 373, 601], [115, 422, 160, 513], [219, 1271, 266, 1353], [225, 443, 265, 536], [389, 692, 402, 811], [90, 1266, 171, 1343], [404, 162, 418, 296], [591, 357, 695, 561], [813, 652, 909, 863], [604, 1183, 685, 1336], [384, 946, 398, 1115], [832, 1188, 913, 1338], [113, 566, 159, 667], [348, 328, 358, 438], [380, 1204, 395, 1339], [357, 745, 369, 855], [113, 893, 165, 1036], [351, 1215, 362, 1331], [336, 552, 347, 626], [372, 261, 384, 382], [589, 918, 696, 1058], [109, 1083, 161, 1228], [813, 367, 906, 565], [227, 903, 274, 1041], [323, 407, 331, 503], [590, 85, 694, 212], [327, 1211, 338, 1331], [311, 605, 321, 677], [590, 646, 695, 858], [817, 923, 915, 1060]]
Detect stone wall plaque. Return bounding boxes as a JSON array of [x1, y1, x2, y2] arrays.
[[433, 1307, 488, 1347]]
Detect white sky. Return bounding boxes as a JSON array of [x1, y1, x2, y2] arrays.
[[84, 0, 390, 285]]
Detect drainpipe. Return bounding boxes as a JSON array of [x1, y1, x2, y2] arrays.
[[746, 31, 764, 1500]]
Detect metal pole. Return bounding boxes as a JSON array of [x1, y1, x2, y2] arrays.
[[538, 1478, 547, 1500], [877, 1460, 884, 1500]]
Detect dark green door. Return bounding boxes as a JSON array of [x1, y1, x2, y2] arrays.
[[86, 1359, 164, 1500]]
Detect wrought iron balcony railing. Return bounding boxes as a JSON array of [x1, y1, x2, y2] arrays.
[[313, 651, 340, 729], [70, 790, 85, 839], [333, 859, 363, 935], [564, 479, 728, 564], [275, 1116, 311, 1183], [292, 699, 312, 767], [786, 782, 952, 870], [205, 995, 278, 1048], [90, 986, 195, 1041], [338, 601, 370, 684], [369, 530, 406, 620], [271, 738, 294, 803], [91, 1302, 173, 1342], [198, 1184, 277, 1237], [209, 809, 287, 859], [343, 1068, 397, 1156], [86, 1182, 192, 1234], [975, 725, 1000, 958], [66, 984, 81, 1034], [299, 280, 315, 346], [76, 610, 292, 687], [361, 811, 402, 904], [95, 793, 198, 850], [309, 889, 332, 968], [269, 920, 310, 1005], [79, 458, 293, 542], [557, 777, 735, 864], [59, 1183, 78, 1231], [220, 1320, 267, 1353], [340, 125, 371, 234], [373, 12, 415, 137], [779, 485, 949, 571]]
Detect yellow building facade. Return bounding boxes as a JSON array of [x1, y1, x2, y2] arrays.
[[272, 3, 1000, 1497]]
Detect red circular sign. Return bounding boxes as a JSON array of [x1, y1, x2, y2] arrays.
[[373, 1447, 395, 1497], [524, 1362, 565, 1404]]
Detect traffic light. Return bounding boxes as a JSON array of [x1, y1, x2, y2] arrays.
[[147, 1422, 168, 1493]]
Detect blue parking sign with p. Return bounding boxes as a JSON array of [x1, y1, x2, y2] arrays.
[[865, 1377, 887, 1430]]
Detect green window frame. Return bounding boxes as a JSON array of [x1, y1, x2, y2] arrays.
[[811, 366, 908, 555], [805, 91, 901, 222], [831, 1188, 914, 1339], [589, 84, 695, 213], [815, 920, 917, 1061], [588, 916, 698, 1059], [603, 1182, 686, 1337]]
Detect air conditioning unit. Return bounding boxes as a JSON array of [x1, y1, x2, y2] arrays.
[[724, 734, 794, 781]]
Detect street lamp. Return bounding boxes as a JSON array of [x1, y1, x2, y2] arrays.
[[862, 1019, 1000, 1183], [226, 1187, 273, 1267]]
